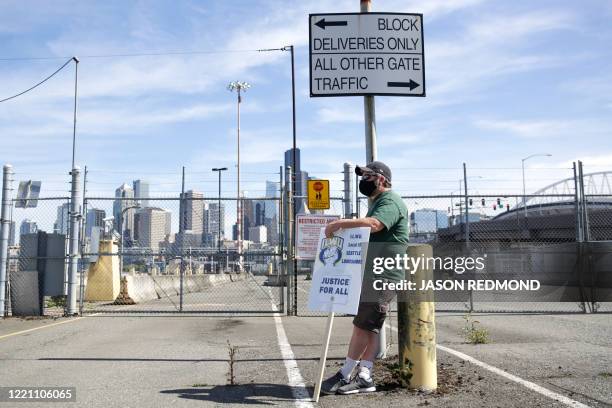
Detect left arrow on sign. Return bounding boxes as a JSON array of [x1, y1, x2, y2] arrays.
[[315, 18, 348, 30], [387, 80, 420, 91]]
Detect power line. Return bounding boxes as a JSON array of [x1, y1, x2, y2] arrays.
[[0, 58, 74, 103], [0, 48, 265, 62]]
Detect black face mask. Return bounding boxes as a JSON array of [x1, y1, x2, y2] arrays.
[[359, 179, 377, 197]]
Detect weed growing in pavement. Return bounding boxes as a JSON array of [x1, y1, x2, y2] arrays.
[[462, 313, 489, 344], [226, 340, 239, 385]]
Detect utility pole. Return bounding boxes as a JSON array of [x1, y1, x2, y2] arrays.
[[78, 166, 88, 314], [288, 45, 298, 313], [343, 163, 354, 218], [212, 167, 228, 265], [463, 163, 469, 248], [256, 45, 298, 310], [71, 57, 79, 170], [179, 166, 185, 311], [286, 166, 295, 315], [228, 81, 250, 273], [0, 164, 13, 317], [66, 166, 82, 315]]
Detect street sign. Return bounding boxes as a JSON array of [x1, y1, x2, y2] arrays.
[[15, 180, 41, 208], [296, 214, 340, 260], [307, 227, 370, 314], [309, 12, 425, 97], [307, 179, 330, 210]]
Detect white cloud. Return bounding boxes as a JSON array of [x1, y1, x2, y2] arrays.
[[473, 117, 612, 140], [473, 118, 572, 139], [557, 154, 612, 170]]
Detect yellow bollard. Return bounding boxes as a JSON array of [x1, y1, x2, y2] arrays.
[[398, 243, 437, 392]]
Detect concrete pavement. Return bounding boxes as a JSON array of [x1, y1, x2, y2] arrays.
[[1, 279, 610, 407]]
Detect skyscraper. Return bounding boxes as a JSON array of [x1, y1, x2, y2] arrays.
[[264, 180, 279, 245], [133, 180, 150, 208], [242, 193, 254, 240], [179, 190, 204, 234], [284, 148, 308, 214], [134, 207, 171, 251], [204, 202, 225, 247], [20, 219, 38, 236], [54, 202, 70, 235], [86, 208, 106, 238], [9, 221, 15, 246], [265, 180, 278, 218], [113, 183, 136, 242]]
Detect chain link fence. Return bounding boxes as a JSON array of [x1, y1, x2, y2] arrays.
[[2, 191, 285, 315], [2, 163, 611, 317], [296, 190, 612, 315]]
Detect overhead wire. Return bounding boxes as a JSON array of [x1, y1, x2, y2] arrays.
[[0, 48, 265, 62], [0, 58, 73, 103]]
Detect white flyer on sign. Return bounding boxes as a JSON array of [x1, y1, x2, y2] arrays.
[[296, 214, 341, 260], [307, 227, 370, 315]]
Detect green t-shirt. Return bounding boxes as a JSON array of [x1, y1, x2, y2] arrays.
[[364, 190, 409, 282]]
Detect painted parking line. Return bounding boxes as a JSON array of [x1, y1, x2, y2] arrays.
[[388, 324, 591, 408], [0, 313, 101, 341], [268, 290, 313, 408]]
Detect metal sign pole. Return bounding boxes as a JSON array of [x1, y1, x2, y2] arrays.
[[359, 0, 386, 360], [362, 0, 377, 164], [0, 164, 13, 317]]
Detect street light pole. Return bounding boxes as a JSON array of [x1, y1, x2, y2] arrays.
[[212, 167, 228, 251], [286, 44, 298, 316], [256, 45, 298, 314], [228, 81, 250, 273], [521, 153, 552, 217], [71, 57, 79, 170]]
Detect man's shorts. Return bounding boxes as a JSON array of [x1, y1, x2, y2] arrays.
[[352, 278, 397, 333]]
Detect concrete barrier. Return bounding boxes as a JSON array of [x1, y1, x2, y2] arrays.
[[84, 240, 120, 301], [123, 273, 245, 304]]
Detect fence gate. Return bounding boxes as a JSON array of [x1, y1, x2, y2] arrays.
[[76, 197, 285, 314]]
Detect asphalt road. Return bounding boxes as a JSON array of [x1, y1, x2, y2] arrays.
[[1, 279, 611, 408]]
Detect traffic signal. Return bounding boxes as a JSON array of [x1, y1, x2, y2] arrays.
[[497, 198, 501, 206], [481, 198, 485, 206], [469, 198, 473, 206]]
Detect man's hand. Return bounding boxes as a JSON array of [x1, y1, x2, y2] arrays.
[[325, 221, 341, 238]]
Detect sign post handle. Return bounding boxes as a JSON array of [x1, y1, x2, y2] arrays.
[[313, 310, 335, 402]]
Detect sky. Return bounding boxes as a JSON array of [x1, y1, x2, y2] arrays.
[[1, 0, 612, 227]]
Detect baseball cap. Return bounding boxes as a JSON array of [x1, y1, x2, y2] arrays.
[[355, 161, 392, 182]]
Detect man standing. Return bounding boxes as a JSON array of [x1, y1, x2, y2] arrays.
[[320, 161, 409, 395]]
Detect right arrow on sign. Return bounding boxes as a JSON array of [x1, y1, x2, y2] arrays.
[[314, 18, 348, 30], [387, 80, 420, 91]]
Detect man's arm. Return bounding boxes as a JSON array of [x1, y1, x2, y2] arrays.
[[324, 217, 384, 238]]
